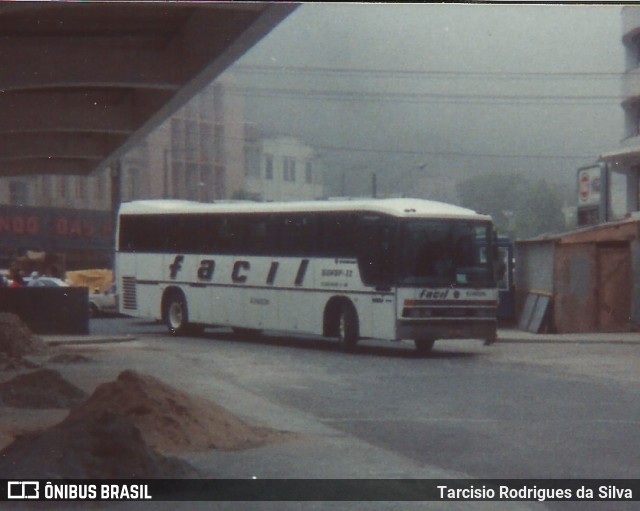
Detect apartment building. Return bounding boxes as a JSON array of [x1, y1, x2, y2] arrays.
[[601, 6, 640, 211]]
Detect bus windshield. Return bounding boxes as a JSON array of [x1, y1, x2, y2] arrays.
[[398, 219, 493, 287]]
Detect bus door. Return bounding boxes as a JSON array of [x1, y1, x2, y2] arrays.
[[356, 216, 397, 340], [495, 237, 515, 322]]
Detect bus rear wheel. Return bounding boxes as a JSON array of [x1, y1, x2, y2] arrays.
[[165, 291, 190, 336], [337, 302, 359, 353], [414, 338, 435, 356]]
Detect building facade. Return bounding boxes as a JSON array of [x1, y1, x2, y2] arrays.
[[245, 134, 325, 201], [119, 75, 247, 203], [601, 7, 640, 210]]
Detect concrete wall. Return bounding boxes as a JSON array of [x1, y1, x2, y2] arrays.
[[0, 287, 89, 335]]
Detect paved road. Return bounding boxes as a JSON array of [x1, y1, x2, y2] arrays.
[[83, 317, 640, 510]]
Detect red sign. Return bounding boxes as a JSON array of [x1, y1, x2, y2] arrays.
[[578, 167, 601, 206], [0, 206, 112, 251]]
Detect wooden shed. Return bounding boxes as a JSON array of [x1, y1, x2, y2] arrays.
[[515, 216, 640, 333]]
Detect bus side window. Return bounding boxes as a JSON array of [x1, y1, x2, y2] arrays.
[[276, 214, 316, 256], [147, 215, 175, 253], [246, 215, 273, 255], [215, 217, 236, 253], [356, 218, 396, 287], [118, 216, 136, 252], [319, 213, 357, 257]]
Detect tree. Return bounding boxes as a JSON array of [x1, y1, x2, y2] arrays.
[[513, 178, 566, 239], [456, 172, 527, 235], [457, 172, 566, 239]]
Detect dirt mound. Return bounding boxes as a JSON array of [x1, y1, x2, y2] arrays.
[[0, 312, 47, 358], [0, 413, 198, 478], [0, 357, 40, 371], [0, 368, 87, 408], [66, 369, 294, 454]]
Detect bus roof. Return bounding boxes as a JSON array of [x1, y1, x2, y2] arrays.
[[118, 198, 491, 221]]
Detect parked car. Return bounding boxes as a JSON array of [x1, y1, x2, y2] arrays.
[[89, 284, 117, 317], [24, 276, 70, 287]]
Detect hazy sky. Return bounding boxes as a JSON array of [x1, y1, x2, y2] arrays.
[[227, 3, 626, 200]]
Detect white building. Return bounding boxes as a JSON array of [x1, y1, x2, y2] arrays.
[[601, 6, 640, 213], [245, 135, 324, 201]]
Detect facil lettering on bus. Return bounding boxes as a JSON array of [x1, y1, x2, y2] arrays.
[[168, 255, 309, 286], [419, 289, 450, 300]]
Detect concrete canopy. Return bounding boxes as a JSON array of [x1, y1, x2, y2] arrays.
[[0, 1, 297, 177]]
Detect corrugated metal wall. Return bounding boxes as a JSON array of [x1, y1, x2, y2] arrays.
[[514, 240, 555, 319]]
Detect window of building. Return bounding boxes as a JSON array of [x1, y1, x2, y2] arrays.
[[186, 163, 199, 201], [126, 168, 140, 201], [185, 119, 199, 162], [200, 164, 212, 202], [94, 171, 105, 200], [41, 176, 52, 202], [214, 164, 226, 199], [305, 161, 313, 184], [58, 176, 67, 199], [631, 33, 640, 67], [200, 87, 214, 120], [284, 157, 296, 182], [75, 177, 87, 200], [9, 180, 29, 206], [200, 122, 213, 162], [171, 161, 185, 199], [624, 102, 640, 139], [170, 118, 185, 160], [214, 123, 224, 163], [265, 154, 274, 180]]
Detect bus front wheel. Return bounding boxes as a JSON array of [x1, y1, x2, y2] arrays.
[[337, 303, 359, 353], [414, 338, 435, 356], [165, 291, 190, 336]]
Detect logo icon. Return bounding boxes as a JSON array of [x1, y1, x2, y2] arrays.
[[7, 481, 40, 499]]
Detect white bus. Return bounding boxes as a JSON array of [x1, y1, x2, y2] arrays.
[[115, 198, 500, 354]]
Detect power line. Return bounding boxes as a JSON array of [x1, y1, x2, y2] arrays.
[[229, 86, 622, 106], [312, 142, 596, 161], [203, 133, 598, 161], [232, 63, 623, 80]]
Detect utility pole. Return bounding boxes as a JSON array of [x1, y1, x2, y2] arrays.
[[372, 172, 377, 198]]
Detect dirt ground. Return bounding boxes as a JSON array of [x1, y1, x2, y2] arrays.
[[0, 314, 298, 478]]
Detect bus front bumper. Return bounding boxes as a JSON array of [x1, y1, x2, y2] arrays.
[[396, 319, 497, 342]]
